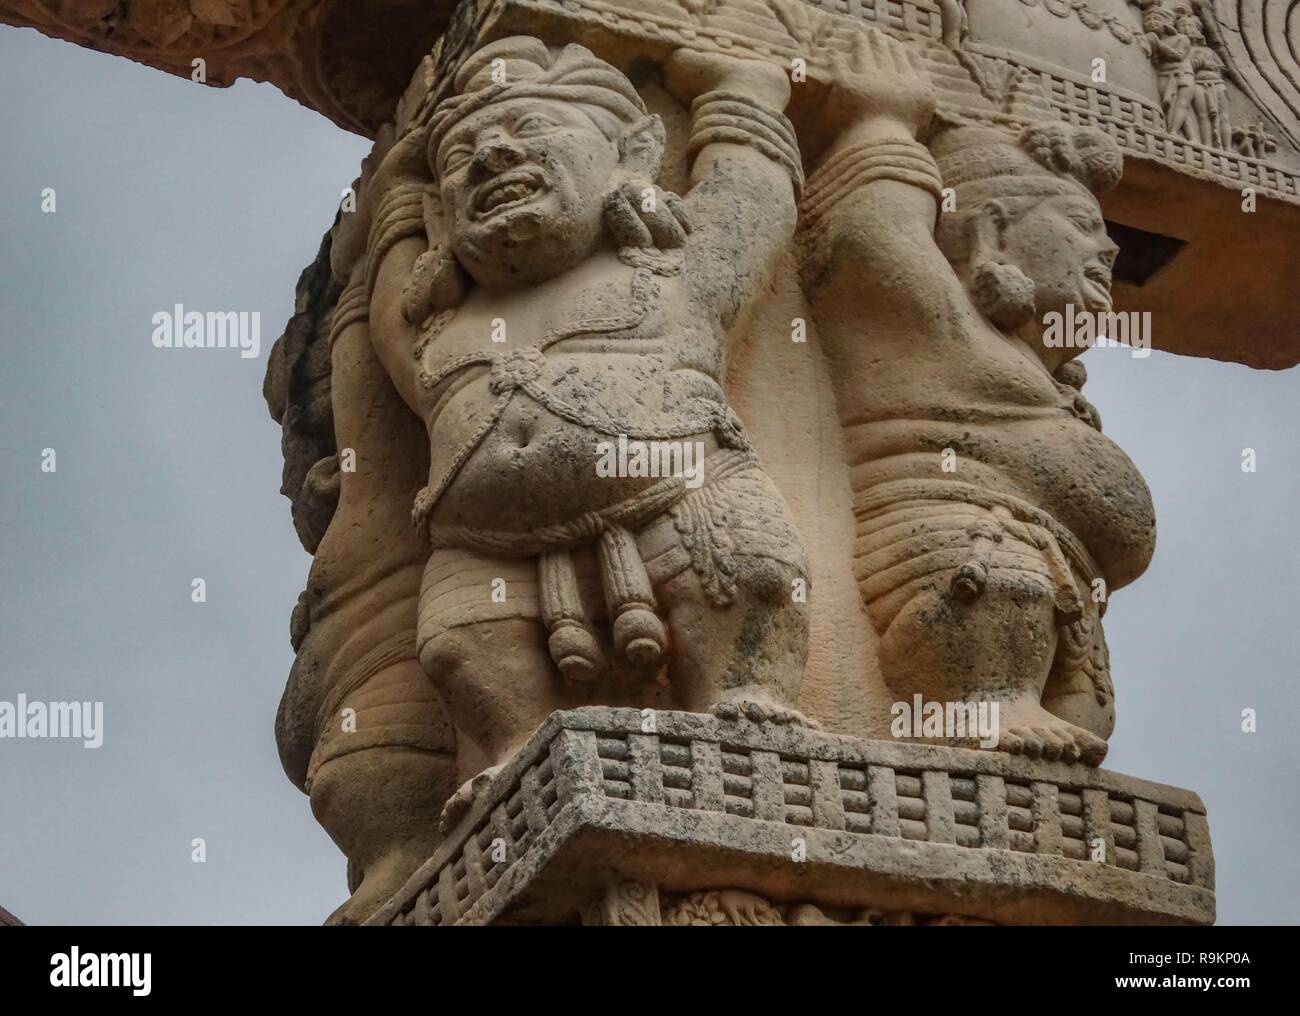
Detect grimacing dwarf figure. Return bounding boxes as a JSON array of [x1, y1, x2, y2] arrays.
[[362, 38, 813, 810], [803, 29, 1155, 765]]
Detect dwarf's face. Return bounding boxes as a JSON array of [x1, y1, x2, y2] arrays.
[[999, 192, 1119, 321], [435, 97, 622, 289]]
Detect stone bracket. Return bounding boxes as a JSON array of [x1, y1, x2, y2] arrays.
[[369, 708, 1215, 926]]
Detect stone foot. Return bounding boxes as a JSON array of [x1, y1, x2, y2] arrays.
[[713, 687, 822, 729], [438, 764, 505, 836], [995, 699, 1108, 766]]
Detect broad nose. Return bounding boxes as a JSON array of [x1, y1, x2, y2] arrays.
[[1100, 238, 1119, 267], [472, 134, 525, 176]]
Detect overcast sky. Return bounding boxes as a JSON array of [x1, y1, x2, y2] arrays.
[[1, 25, 1296, 926]]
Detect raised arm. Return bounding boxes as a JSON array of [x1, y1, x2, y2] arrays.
[[359, 125, 435, 414], [664, 50, 804, 331], [800, 29, 968, 343]]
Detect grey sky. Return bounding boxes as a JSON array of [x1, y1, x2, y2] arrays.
[[1, 25, 1296, 925]]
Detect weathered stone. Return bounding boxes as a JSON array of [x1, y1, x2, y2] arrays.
[[8, 1, 1300, 363], [21, 0, 1299, 925], [253, 1, 1242, 923], [0, 0, 458, 135], [369, 708, 1215, 926]]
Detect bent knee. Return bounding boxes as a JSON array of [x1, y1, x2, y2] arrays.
[[419, 618, 545, 676], [735, 555, 809, 607]]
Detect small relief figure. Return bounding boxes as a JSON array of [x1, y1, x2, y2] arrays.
[[801, 28, 1155, 766], [367, 38, 812, 815], [1233, 121, 1277, 160], [1139, 4, 1200, 142], [938, 0, 969, 51], [1182, 14, 1231, 149]]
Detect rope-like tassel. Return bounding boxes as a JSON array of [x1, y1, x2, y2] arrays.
[[598, 526, 667, 672], [539, 550, 603, 683]]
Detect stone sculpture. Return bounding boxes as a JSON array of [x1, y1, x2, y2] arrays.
[[1184, 12, 1230, 150], [273, 32, 815, 921], [262, 4, 1218, 924], [1139, 2, 1200, 142], [1130, 1, 1237, 151], [378, 36, 813, 775], [24, 0, 1300, 925], [1234, 121, 1277, 160], [800, 29, 1149, 765]]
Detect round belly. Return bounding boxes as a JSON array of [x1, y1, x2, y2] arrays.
[[430, 397, 719, 532], [853, 415, 1156, 588]]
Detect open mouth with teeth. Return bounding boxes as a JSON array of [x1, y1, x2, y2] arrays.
[[1084, 264, 1112, 287], [1082, 264, 1113, 302], [473, 171, 547, 218]]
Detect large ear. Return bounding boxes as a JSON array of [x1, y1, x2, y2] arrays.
[[969, 200, 1035, 330], [403, 189, 469, 324], [971, 198, 1010, 261], [618, 114, 666, 180]]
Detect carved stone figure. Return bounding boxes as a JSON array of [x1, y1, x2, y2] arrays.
[[1183, 13, 1230, 149], [1234, 121, 1278, 160], [937, 0, 968, 50], [1139, 3, 1199, 142], [801, 28, 1152, 765], [21, 0, 1283, 925], [269, 152, 458, 925], [366, 38, 812, 804]]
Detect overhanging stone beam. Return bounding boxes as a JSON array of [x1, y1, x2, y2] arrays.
[[7, 0, 1298, 366]]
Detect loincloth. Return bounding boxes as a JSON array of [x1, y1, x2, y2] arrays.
[[416, 450, 806, 673], [853, 478, 1114, 706], [853, 478, 1102, 634]]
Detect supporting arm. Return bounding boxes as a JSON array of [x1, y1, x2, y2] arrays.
[[666, 51, 803, 332], [798, 28, 973, 348], [361, 127, 435, 414]]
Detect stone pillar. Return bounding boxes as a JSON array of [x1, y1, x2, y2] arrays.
[[17, 0, 1300, 925], [257, 0, 1242, 925]]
